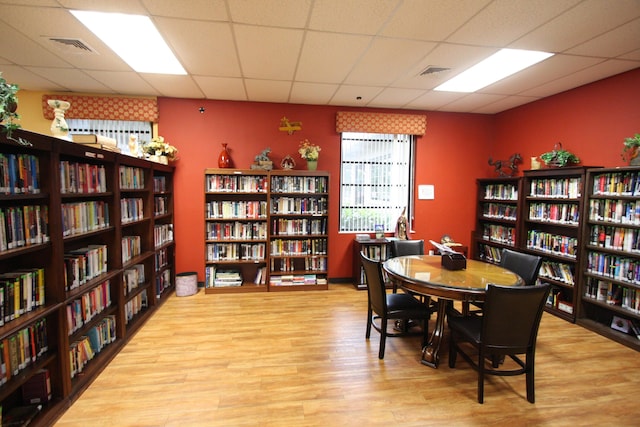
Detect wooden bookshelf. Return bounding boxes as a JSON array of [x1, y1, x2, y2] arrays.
[[577, 166, 640, 351], [0, 128, 176, 425], [471, 177, 522, 263], [352, 239, 391, 290]]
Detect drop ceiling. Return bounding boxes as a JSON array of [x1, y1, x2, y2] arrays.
[[0, 0, 639, 114]]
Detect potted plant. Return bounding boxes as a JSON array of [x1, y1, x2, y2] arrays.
[[0, 72, 20, 139], [141, 135, 178, 164], [622, 133, 640, 165], [298, 139, 321, 170], [539, 143, 580, 167]]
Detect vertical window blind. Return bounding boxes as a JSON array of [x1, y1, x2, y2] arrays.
[[67, 119, 152, 155], [340, 132, 414, 233]]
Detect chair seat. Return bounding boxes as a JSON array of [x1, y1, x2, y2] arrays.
[[448, 315, 481, 343], [387, 293, 432, 318]]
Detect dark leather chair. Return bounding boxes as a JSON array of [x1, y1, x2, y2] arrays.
[[389, 239, 424, 293], [360, 252, 431, 359], [448, 283, 551, 403], [467, 249, 543, 315]]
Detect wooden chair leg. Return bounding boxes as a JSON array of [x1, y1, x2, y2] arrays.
[[379, 318, 387, 359]]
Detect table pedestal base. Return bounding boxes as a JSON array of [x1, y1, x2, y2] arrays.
[[420, 299, 451, 368]]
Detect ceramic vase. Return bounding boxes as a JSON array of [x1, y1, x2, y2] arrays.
[[307, 159, 318, 171], [218, 143, 231, 168], [47, 99, 71, 140]]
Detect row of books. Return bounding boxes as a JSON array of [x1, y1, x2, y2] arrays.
[[529, 177, 581, 199], [120, 198, 144, 223], [361, 244, 390, 261], [154, 195, 169, 216], [122, 235, 142, 263], [0, 319, 48, 384], [476, 243, 505, 264], [586, 252, 640, 283], [205, 242, 266, 261], [153, 175, 168, 193], [59, 160, 107, 194], [0, 268, 45, 326], [204, 267, 242, 288], [154, 224, 174, 247], [584, 278, 640, 313], [526, 230, 578, 259], [269, 273, 324, 286], [271, 217, 327, 235], [64, 244, 108, 291], [481, 224, 515, 245], [254, 266, 267, 285], [270, 176, 327, 193], [270, 238, 328, 256], [70, 315, 116, 379], [588, 198, 640, 225], [118, 165, 145, 190], [270, 196, 328, 215], [155, 248, 170, 272], [206, 221, 267, 241], [588, 224, 640, 252], [61, 201, 110, 237], [592, 171, 640, 196], [528, 202, 580, 225], [481, 202, 517, 221], [0, 205, 49, 252], [270, 256, 327, 272], [546, 286, 573, 314], [0, 153, 40, 195], [66, 281, 112, 335], [123, 265, 145, 296], [124, 290, 148, 323], [206, 174, 267, 193], [155, 269, 172, 298], [483, 183, 518, 201], [538, 260, 575, 285], [205, 200, 268, 219]]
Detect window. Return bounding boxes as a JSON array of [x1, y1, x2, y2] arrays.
[[67, 119, 152, 155], [340, 132, 415, 233]]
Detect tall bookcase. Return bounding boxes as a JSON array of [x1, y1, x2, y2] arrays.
[[471, 177, 522, 263], [521, 167, 590, 322], [268, 171, 329, 291], [0, 128, 176, 425], [577, 166, 640, 351], [203, 169, 269, 293], [203, 169, 329, 293]]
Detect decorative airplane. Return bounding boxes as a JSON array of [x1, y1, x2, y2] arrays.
[[279, 116, 302, 135]]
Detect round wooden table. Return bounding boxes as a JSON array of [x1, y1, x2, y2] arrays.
[[383, 255, 523, 368]]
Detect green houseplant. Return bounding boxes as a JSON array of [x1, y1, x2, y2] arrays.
[[622, 133, 640, 165], [540, 143, 580, 167], [0, 72, 20, 139]]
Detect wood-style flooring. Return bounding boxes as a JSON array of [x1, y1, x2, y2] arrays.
[[54, 284, 640, 426]]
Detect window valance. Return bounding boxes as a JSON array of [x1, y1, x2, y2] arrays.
[[336, 111, 426, 135], [42, 95, 158, 122]]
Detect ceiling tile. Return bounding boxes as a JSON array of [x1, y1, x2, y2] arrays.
[[141, 0, 228, 20], [228, 0, 311, 27], [84, 70, 161, 96], [369, 87, 426, 108], [244, 79, 291, 103], [330, 85, 383, 107], [309, 0, 400, 34], [194, 76, 247, 101], [26, 67, 111, 93], [290, 82, 338, 105], [141, 74, 206, 99]]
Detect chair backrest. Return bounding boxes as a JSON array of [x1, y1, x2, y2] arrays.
[[360, 252, 388, 315], [500, 249, 543, 286], [481, 283, 550, 354], [390, 239, 424, 257]]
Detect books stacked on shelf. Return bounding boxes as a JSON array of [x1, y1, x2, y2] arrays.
[[0, 205, 50, 251], [254, 266, 267, 285], [592, 170, 640, 196], [123, 265, 144, 295], [155, 269, 171, 298], [61, 201, 109, 237], [125, 290, 148, 323], [59, 161, 107, 194], [538, 260, 575, 285], [69, 315, 116, 379], [529, 177, 581, 198], [64, 244, 108, 290], [66, 281, 112, 335], [121, 236, 142, 264], [21, 368, 51, 404], [545, 287, 573, 314], [0, 319, 48, 382], [213, 270, 242, 287], [118, 165, 145, 190], [71, 134, 121, 153], [0, 268, 45, 325], [0, 153, 40, 195], [154, 224, 174, 247]]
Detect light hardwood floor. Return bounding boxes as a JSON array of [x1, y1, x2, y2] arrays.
[[54, 285, 640, 426]]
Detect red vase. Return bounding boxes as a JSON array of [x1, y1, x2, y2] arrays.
[[218, 143, 231, 168]]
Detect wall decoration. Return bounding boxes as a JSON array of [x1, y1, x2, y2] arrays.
[[281, 155, 296, 170], [488, 153, 522, 177], [251, 147, 273, 170], [279, 116, 302, 134]]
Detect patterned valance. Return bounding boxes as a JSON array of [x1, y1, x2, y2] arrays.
[[42, 95, 158, 122], [336, 111, 427, 135]]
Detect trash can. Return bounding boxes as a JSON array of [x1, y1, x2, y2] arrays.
[[176, 272, 198, 296]]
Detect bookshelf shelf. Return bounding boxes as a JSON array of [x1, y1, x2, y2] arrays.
[[0, 127, 176, 424], [352, 239, 392, 290], [577, 166, 640, 351]]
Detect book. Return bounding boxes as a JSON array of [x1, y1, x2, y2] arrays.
[[2, 404, 42, 427], [71, 134, 117, 146], [21, 369, 51, 404]]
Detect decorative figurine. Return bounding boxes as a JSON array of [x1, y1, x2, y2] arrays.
[[251, 147, 273, 170], [281, 155, 296, 170], [395, 207, 408, 240], [488, 153, 522, 177]]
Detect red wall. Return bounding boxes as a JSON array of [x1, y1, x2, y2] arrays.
[[159, 68, 639, 281]]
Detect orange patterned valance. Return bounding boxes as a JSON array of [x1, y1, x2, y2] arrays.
[[42, 95, 158, 122], [336, 111, 426, 135]]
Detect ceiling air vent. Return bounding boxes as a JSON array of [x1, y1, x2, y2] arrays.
[[45, 37, 97, 54], [419, 66, 451, 76]]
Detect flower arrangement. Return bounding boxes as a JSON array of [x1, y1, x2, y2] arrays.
[[142, 135, 178, 160], [298, 139, 321, 161], [0, 72, 20, 139], [622, 133, 640, 164]]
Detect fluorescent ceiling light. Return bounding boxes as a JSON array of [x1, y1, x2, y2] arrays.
[[71, 10, 186, 75], [434, 48, 553, 93]]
